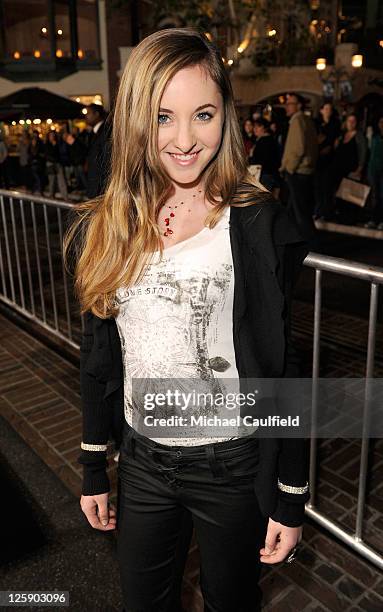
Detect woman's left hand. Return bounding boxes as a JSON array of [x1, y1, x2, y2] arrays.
[[259, 517, 302, 564]]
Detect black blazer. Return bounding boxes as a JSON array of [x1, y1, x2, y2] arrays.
[[79, 194, 310, 527]]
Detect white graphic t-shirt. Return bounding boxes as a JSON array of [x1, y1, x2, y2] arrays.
[[115, 206, 247, 445]]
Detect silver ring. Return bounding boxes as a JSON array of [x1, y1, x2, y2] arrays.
[[285, 545, 299, 564]]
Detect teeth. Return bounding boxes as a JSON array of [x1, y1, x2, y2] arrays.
[[170, 153, 197, 160]]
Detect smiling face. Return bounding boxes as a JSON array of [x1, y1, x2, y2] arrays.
[[157, 64, 225, 187]]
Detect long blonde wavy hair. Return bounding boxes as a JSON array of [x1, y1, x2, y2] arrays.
[[63, 28, 267, 319]]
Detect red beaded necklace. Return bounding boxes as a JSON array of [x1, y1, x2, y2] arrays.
[[162, 188, 203, 237]]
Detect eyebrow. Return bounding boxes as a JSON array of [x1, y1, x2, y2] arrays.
[[159, 103, 217, 113]]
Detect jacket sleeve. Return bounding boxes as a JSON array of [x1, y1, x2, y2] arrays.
[[77, 311, 112, 496], [270, 205, 311, 527]]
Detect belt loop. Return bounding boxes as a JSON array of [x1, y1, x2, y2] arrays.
[[206, 445, 223, 478]]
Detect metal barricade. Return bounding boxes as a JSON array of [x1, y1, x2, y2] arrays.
[[304, 253, 383, 570], [0, 189, 382, 568], [0, 189, 80, 349]]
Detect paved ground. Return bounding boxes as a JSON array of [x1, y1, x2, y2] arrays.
[[1, 308, 383, 612]]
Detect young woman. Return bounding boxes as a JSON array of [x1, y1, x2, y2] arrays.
[[64, 28, 310, 612]]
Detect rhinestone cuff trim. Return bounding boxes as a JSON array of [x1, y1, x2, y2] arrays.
[[278, 479, 309, 494], [81, 442, 108, 451]]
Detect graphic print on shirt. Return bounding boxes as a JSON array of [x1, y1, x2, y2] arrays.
[[116, 258, 234, 419]]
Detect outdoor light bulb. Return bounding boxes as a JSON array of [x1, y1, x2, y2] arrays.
[[82, 108, 88, 115], [351, 54, 363, 68], [268, 29, 277, 37], [227, 59, 234, 66], [77, 49, 84, 59], [57, 29, 63, 35], [316, 57, 326, 71], [34, 50, 41, 58], [13, 51, 21, 59], [47, 118, 52, 124]]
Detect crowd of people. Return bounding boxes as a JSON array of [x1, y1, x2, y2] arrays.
[[0, 94, 382, 242], [0, 103, 110, 201], [242, 95, 383, 242]]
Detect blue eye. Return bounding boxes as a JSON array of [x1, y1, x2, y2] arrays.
[[196, 112, 213, 121], [158, 114, 170, 124]]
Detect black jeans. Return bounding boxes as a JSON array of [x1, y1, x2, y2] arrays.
[[116, 424, 267, 612]]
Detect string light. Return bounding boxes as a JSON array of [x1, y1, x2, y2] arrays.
[[34, 50, 41, 58], [26, 119, 32, 125], [46, 118, 53, 124], [77, 49, 84, 59], [379, 40, 383, 48], [56, 49, 63, 58], [57, 29, 63, 35], [41, 27, 47, 34], [82, 108, 88, 115], [13, 51, 21, 59], [268, 29, 277, 37], [227, 59, 234, 66], [12, 121, 16, 126], [19, 120, 25, 125], [33, 119, 41, 124]]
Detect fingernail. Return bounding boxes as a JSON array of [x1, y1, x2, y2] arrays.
[[102, 519, 108, 526]]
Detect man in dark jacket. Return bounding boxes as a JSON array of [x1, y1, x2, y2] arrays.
[[85, 104, 112, 199]]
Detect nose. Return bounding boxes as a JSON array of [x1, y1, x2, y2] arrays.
[[173, 120, 197, 153]]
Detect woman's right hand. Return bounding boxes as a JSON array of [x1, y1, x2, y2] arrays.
[[80, 493, 117, 531]]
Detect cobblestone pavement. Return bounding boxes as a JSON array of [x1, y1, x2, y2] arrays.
[[1, 309, 383, 612]]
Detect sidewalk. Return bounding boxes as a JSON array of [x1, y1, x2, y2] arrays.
[[1, 311, 383, 611]]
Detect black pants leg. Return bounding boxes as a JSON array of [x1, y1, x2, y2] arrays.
[[286, 172, 319, 249], [116, 427, 267, 612]]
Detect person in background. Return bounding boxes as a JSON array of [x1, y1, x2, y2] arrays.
[[0, 133, 10, 189], [17, 132, 31, 189], [85, 103, 111, 198], [331, 113, 368, 222], [63, 132, 88, 193], [365, 116, 383, 230], [314, 102, 341, 220], [242, 118, 255, 160], [280, 93, 318, 248], [44, 131, 68, 200], [28, 131, 45, 195], [249, 118, 281, 198]]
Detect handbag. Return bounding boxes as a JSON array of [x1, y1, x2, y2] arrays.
[[335, 177, 371, 208]]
